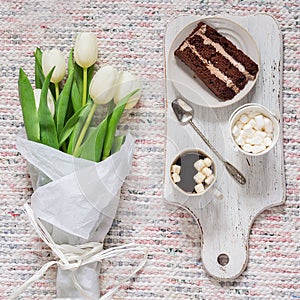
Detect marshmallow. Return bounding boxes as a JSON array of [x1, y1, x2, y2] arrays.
[[264, 117, 273, 133], [205, 174, 215, 185], [203, 157, 212, 167], [240, 114, 249, 123], [252, 144, 266, 154], [239, 129, 247, 139], [246, 133, 264, 145], [247, 118, 256, 127], [243, 123, 255, 137], [193, 172, 206, 184], [246, 137, 258, 145], [263, 137, 273, 147], [236, 121, 244, 129], [242, 143, 252, 153], [194, 159, 205, 172], [171, 164, 181, 174], [172, 173, 181, 183], [255, 130, 267, 139], [195, 183, 205, 194], [202, 167, 212, 177], [235, 136, 245, 146], [253, 114, 265, 130], [232, 125, 240, 137]]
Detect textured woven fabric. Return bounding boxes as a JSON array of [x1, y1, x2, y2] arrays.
[[0, 0, 299, 299]]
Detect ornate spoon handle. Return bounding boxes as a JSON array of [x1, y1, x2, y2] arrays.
[[189, 120, 246, 185]]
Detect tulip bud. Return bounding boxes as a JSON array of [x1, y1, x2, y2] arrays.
[[33, 89, 55, 117], [89, 65, 118, 105], [42, 49, 66, 83], [74, 32, 98, 68], [114, 71, 142, 109]]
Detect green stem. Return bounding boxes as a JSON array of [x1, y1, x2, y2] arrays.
[[82, 67, 88, 106], [73, 102, 97, 157], [55, 83, 59, 101]]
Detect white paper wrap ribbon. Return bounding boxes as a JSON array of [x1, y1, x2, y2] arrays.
[[10, 203, 148, 300], [16, 132, 136, 241]]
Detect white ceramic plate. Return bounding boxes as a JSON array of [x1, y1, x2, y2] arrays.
[[168, 17, 260, 108]]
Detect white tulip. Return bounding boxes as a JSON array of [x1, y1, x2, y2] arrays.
[[42, 49, 66, 83], [89, 65, 118, 105], [33, 89, 55, 117], [114, 71, 142, 109], [74, 32, 98, 68]]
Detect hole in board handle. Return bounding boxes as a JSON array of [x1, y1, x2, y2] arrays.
[[217, 253, 229, 266]]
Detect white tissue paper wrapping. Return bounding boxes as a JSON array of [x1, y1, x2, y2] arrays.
[[16, 131, 135, 299]]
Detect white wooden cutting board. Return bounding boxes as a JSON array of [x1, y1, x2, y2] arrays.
[[164, 14, 285, 280]]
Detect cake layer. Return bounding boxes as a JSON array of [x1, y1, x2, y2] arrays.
[[174, 21, 259, 101], [175, 45, 236, 100]]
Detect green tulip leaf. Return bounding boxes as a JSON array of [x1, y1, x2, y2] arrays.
[[71, 80, 81, 112], [18, 68, 40, 142], [111, 135, 126, 154], [38, 67, 59, 149], [34, 48, 44, 89], [58, 105, 87, 147], [87, 64, 94, 89], [106, 99, 115, 124], [74, 62, 83, 101], [79, 116, 108, 162], [102, 89, 139, 160], [68, 48, 74, 74], [67, 101, 92, 154], [56, 68, 74, 135], [35, 47, 43, 65], [67, 49, 81, 112]]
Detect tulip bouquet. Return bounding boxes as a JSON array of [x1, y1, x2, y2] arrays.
[[19, 33, 141, 162], [13, 33, 145, 299]]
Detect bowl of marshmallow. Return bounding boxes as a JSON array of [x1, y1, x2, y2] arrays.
[[229, 103, 279, 156]]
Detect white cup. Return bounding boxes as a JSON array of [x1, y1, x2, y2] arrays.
[[170, 148, 217, 196], [229, 103, 279, 156]]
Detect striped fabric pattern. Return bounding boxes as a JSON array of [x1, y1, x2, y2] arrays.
[[0, 1, 299, 299]]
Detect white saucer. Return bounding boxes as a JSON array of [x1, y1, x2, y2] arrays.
[[167, 16, 260, 108]]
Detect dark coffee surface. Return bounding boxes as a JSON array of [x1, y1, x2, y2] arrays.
[[175, 151, 204, 193]]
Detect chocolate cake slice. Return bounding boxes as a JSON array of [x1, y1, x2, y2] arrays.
[[174, 22, 259, 101]]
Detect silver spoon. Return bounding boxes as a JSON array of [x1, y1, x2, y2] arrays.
[[171, 98, 246, 185]]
